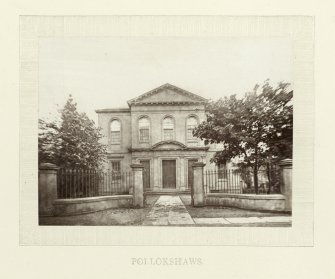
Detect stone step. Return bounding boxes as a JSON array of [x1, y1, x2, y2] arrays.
[[145, 190, 191, 196]]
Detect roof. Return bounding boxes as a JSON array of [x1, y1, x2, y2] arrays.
[[127, 83, 208, 106]]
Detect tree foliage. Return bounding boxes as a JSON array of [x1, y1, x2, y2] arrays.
[[38, 95, 107, 170], [193, 80, 293, 192]]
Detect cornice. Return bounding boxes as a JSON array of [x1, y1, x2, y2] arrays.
[[129, 146, 210, 152], [107, 154, 125, 159], [95, 108, 130, 113], [130, 101, 206, 106]]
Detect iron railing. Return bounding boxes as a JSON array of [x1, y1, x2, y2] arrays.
[[57, 169, 133, 199], [204, 168, 281, 195]]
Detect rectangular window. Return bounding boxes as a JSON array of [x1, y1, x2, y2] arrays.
[[218, 163, 226, 179], [111, 131, 121, 144], [111, 161, 121, 172], [139, 128, 149, 142], [164, 129, 174, 140]]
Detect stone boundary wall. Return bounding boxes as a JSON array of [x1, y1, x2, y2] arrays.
[[205, 193, 287, 212], [39, 163, 144, 217], [53, 195, 133, 216]]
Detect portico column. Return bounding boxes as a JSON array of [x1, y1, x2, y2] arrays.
[[192, 162, 206, 207], [179, 157, 186, 191], [131, 163, 144, 208], [153, 157, 160, 191]]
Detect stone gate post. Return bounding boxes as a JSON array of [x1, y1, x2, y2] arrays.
[[131, 163, 144, 208], [192, 162, 206, 207], [278, 158, 292, 212], [39, 163, 59, 216]]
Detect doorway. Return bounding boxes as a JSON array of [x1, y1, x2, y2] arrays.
[[162, 160, 176, 189]]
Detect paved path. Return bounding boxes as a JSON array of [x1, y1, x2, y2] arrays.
[[142, 195, 291, 226], [142, 195, 195, 225], [193, 216, 291, 225]]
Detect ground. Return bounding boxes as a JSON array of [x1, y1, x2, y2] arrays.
[[39, 195, 291, 226]]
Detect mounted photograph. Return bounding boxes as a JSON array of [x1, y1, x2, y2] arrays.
[[37, 36, 293, 227]]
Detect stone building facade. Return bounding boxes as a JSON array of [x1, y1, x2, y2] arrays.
[[96, 83, 223, 192]]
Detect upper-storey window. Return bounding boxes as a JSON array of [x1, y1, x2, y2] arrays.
[[139, 117, 150, 143], [110, 119, 121, 144], [163, 116, 174, 140], [187, 116, 198, 141]]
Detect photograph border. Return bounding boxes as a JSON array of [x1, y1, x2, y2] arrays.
[[19, 15, 314, 246]]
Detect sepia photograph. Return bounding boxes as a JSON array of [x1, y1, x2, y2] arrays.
[[2, 5, 332, 279], [37, 36, 293, 227]]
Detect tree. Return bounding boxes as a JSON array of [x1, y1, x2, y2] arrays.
[[193, 80, 293, 193], [38, 95, 107, 170]]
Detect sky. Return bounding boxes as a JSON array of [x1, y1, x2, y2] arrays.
[[39, 37, 292, 124]]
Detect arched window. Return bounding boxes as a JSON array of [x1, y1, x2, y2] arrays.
[[163, 116, 174, 140], [110, 119, 121, 144], [187, 116, 198, 141], [139, 117, 150, 143]]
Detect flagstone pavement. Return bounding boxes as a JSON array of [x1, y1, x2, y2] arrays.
[[142, 195, 291, 226]]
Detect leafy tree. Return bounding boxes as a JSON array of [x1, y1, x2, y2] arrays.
[[38, 95, 107, 170], [193, 80, 293, 193]]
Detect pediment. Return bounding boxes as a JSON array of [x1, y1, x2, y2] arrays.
[[151, 141, 187, 150], [127, 83, 207, 106]]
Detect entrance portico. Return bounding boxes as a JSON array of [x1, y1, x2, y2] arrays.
[[130, 140, 208, 192]]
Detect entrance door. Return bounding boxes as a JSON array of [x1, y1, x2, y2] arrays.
[[188, 159, 198, 189], [140, 160, 150, 189], [162, 160, 176, 189]]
